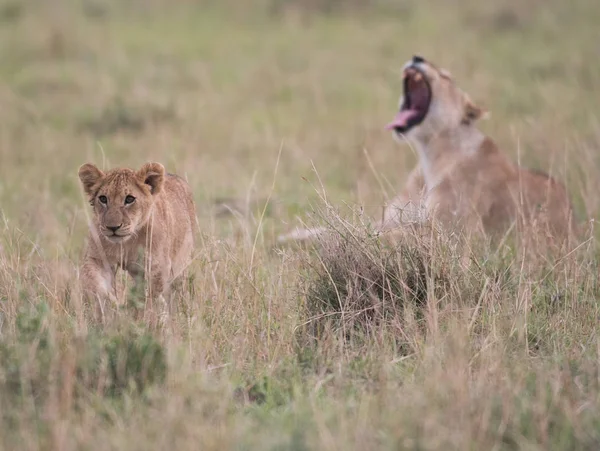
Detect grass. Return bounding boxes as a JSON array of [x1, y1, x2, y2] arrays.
[[0, 0, 600, 449]]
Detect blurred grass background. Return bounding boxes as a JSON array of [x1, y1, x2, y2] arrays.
[[1, 0, 600, 449]]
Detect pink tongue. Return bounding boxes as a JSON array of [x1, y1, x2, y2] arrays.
[[385, 109, 418, 130]]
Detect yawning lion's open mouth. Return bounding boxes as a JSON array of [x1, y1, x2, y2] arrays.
[[386, 67, 432, 134]]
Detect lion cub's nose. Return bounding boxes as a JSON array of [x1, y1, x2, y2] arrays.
[[107, 225, 122, 233], [412, 55, 425, 64]]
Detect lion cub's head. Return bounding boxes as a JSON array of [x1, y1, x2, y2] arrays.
[[386, 55, 487, 142], [78, 162, 165, 244]]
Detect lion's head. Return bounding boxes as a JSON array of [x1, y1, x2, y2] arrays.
[[386, 55, 486, 142], [78, 162, 165, 244]]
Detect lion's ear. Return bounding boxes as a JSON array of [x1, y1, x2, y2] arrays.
[[462, 97, 488, 125], [137, 162, 165, 195], [78, 164, 105, 196]]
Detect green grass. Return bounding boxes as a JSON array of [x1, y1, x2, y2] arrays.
[[0, 0, 600, 449]]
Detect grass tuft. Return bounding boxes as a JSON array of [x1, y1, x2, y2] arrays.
[[301, 224, 432, 339]]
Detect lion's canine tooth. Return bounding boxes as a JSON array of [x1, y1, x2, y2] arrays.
[[414, 72, 423, 82]]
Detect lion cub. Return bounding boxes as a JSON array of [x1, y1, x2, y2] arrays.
[[78, 162, 196, 309]]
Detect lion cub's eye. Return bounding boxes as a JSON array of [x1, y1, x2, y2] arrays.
[[98, 195, 108, 205], [124, 195, 136, 205]]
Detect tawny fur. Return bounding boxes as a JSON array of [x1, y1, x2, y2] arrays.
[[78, 162, 196, 308], [279, 56, 579, 247], [382, 58, 578, 245]]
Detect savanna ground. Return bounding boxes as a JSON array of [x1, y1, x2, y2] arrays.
[[1, 0, 600, 449]]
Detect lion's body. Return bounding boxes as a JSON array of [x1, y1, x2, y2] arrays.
[[383, 134, 577, 242], [78, 163, 196, 309]]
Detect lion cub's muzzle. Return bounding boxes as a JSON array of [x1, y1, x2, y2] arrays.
[[101, 223, 132, 242]]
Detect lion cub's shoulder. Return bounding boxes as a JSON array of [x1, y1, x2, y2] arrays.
[[161, 173, 197, 235]]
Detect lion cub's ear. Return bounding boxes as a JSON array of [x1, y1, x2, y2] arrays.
[[78, 164, 105, 196], [137, 162, 165, 195], [462, 96, 489, 125]]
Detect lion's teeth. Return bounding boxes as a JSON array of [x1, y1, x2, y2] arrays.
[[414, 73, 423, 82]]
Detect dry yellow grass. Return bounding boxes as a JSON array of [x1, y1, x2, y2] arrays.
[[0, 0, 599, 449]]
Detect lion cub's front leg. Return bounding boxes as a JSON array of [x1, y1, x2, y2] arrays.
[[131, 247, 172, 319], [148, 263, 168, 300], [150, 265, 170, 323], [81, 255, 117, 320]]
